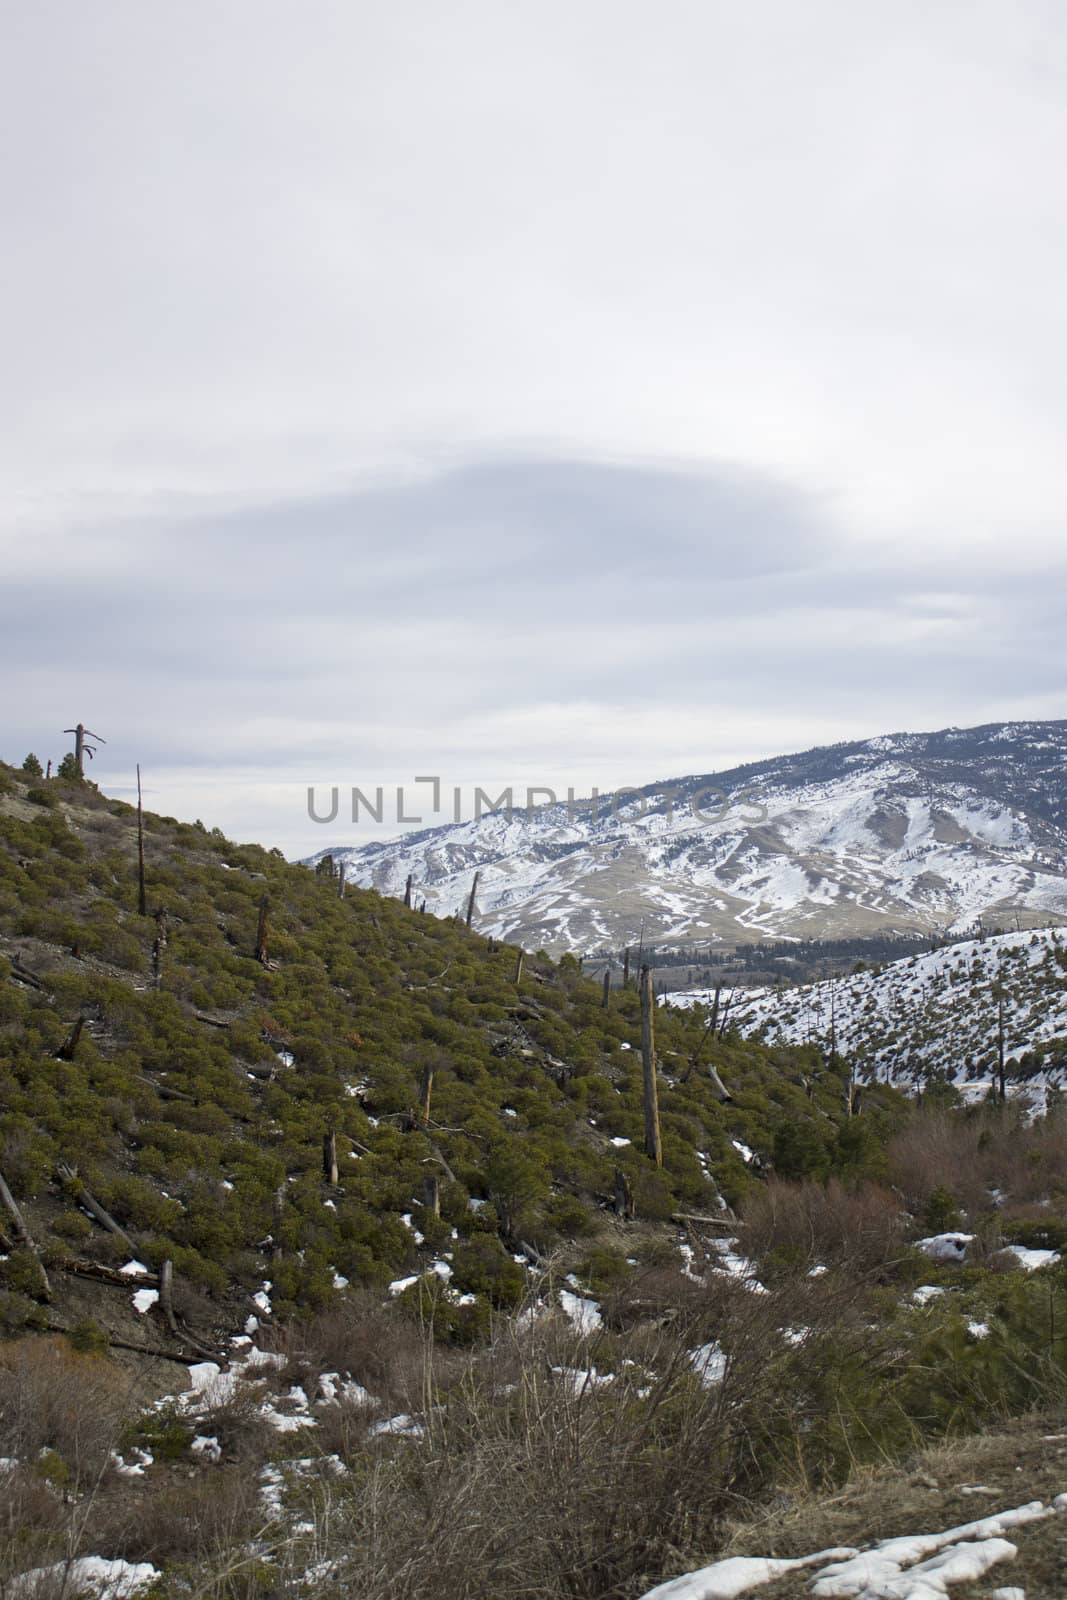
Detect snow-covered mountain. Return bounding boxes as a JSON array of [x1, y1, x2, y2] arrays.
[[306, 721, 1067, 954], [671, 926, 1067, 1108]]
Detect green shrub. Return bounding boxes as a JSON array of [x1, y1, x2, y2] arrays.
[[67, 1318, 110, 1355]]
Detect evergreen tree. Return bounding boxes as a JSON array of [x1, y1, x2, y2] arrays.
[[21, 753, 43, 777]]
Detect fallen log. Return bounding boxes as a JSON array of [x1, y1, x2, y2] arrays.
[[0, 1168, 50, 1298], [57, 1165, 137, 1253]]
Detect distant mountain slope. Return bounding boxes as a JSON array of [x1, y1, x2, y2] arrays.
[[674, 926, 1067, 1108], [307, 721, 1067, 954]]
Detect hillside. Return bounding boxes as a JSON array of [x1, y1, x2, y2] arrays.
[[676, 927, 1067, 1109], [0, 755, 886, 1346], [6, 756, 1067, 1599], [306, 720, 1067, 955]]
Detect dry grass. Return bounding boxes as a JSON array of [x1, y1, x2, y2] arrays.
[[740, 1178, 905, 1277], [713, 1407, 1067, 1600], [887, 1106, 1067, 1219]]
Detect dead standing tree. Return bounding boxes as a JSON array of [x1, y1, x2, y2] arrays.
[[466, 871, 481, 929], [136, 764, 147, 916], [640, 963, 663, 1167], [255, 896, 271, 965], [62, 723, 105, 778]]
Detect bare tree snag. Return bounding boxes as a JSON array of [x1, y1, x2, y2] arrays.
[[466, 871, 480, 929], [136, 763, 147, 916], [602, 969, 611, 1009], [337, 862, 346, 899], [422, 1174, 440, 1217], [159, 1259, 179, 1336], [58, 1166, 137, 1252], [255, 896, 270, 965], [997, 990, 1007, 1105], [514, 949, 525, 985], [272, 1184, 286, 1260], [323, 1130, 339, 1186], [419, 1063, 434, 1124], [425, 1145, 459, 1185], [57, 1017, 85, 1061], [709, 982, 722, 1037], [623, 947, 631, 989], [0, 1169, 50, 1298], [404, 874, 413, 909], [640, 964, 662, 1167], [613, 1166, 634, 1219], [707, 1063, 733, 1103], [718, 989, 735, 1037], [63, 723, 106, 778]]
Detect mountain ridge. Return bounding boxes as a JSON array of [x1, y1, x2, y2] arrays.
[[306, 720, 1067, 954]]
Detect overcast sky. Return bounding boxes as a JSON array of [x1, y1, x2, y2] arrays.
[[2, 1, 1065, 854]]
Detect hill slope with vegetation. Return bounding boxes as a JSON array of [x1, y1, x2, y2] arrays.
[[3, 756, 1067, 1599], [0, 756, 898, 1342]]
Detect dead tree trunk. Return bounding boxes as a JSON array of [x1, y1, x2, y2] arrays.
[[136, 764, 147, 916], [466, 871, 480, 929], [323, 1130, 339, 1186], [337, 862, 346, 899], [640, 965, 662, 1167], [706, 1063, 733, 1103], [998, 993, 1006, 1105], [255, 896, 270, 965], [57, 1017, 85, 1061], [57, 1166, 137, 1252], [419, 1063, 434, 1124], [623, 948, 631, 989], [159, 1259, 179, 1336], [602, 969, 611, 1009], [422, 1174, 440, 1217], [0, 1169, 50, 1298], [514, 949, 525, 984], [272, 1184, 286, 1260], [404, 874, 413, 909], [709, 982, 722, 1037], [613, 1166, 635, 1219]]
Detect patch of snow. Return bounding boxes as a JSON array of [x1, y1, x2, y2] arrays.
[[368, 1413, 425, 1439], [1001, 1244, 1060, 1271], [690, 1343, 727, 1388], [118, 1260, 150, 1277], [389, 1275, 419, 1296], [915, 1234, 973, 1263], [7, 1559, 160, 1599], [551, 1366, 614, 1395], [559, 1289, 602, 1333], [639, 1548, 858, 1600], [131, 1288, 159, 1314], [191, 1435, 221, 1462]]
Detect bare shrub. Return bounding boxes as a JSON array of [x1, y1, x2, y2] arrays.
[[97, 1466, 263, 1565], [0, 1339, 130, 1487], [887, 1106, 1067, 1220], [266, 1291, 459, 1410], [741, 1178, 905, 1276]]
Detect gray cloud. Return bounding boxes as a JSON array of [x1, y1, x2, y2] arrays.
[[4, 455, 1066, 854], [2, 4, 1066, 850]]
